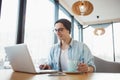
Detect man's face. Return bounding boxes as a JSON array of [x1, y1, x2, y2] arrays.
[[54, 23, 70, 41]]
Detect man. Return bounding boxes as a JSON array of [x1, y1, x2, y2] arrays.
[[39, 18, 96, 73]]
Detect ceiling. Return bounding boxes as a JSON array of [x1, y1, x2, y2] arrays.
[[59, 0, 120, 26]]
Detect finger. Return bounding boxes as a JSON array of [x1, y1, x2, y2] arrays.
[[42, 65, 51, 70], [39, 65, 44, 69], [39, 65, 47, 70], [77, 65, 88, 72]]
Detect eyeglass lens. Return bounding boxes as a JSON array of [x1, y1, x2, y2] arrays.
[[54, 28, 64, 33]]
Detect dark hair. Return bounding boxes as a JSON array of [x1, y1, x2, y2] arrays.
[[55, 19, 71, 34]]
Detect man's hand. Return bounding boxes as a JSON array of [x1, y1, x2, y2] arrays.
[[39, 64, 51, 70], [77, 63, 94, 73]]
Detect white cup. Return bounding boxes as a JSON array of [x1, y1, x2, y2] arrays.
[[67, 59, 78, 72], [0, 58, 4, 69]]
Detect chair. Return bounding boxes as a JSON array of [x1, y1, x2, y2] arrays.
[[94, 56, 120, 73]]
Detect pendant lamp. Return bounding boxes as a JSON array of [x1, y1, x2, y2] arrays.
[[72, 0, 94, 16]]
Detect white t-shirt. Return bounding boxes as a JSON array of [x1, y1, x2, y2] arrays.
[[60, 48, 69, 71]]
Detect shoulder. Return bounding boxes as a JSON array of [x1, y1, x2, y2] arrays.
[[70, 40, 90, 49], [70, 40, 84, 46], [50, 43, 60, 50]]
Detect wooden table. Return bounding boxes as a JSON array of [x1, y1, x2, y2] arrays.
[[1, 69, 120, 80]]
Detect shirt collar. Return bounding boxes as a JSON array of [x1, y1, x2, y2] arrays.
[[69, 39, 73, 48], [57, 38, 73, 48]]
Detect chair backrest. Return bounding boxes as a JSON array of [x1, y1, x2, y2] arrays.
[[94, 56, 120, 73]]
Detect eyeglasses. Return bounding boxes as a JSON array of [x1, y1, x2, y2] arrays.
[[53, 28, 65, 33]]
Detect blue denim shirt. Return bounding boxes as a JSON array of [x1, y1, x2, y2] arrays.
[[48, 39, 96, 71]]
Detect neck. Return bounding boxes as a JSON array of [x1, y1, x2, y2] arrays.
[[60, 37, 71, 50], [63, 38, 71, 44]]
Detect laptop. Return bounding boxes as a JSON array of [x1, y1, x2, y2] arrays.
[[4, 43, 58, 74]]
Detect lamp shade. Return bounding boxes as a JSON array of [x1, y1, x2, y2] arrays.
[[72, 1, 93, 16], [90, 23, 111, 36]]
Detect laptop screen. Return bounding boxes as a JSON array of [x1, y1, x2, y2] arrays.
[[5, 44, 36, 73]]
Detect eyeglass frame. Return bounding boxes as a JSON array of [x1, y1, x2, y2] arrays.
[[53, 28, 65, 33]]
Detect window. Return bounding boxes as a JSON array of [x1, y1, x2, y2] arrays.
[[59, 9, 71, 22], [83, 23, 120, 62], [83, 25, 113, 61], [0, 0, 18, 69], [114, 23, 120, 62], [24, 0, 54, 63], [74, 22, 79, 41]]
